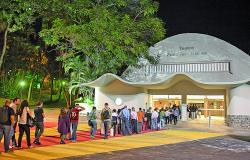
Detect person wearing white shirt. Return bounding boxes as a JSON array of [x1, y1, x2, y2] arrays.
[[9, 97, 21, 147], [165, 109, 171, 124], [151, 108, 159, 130], [111, 109, 118, 136], [130, 107, 138, 134]]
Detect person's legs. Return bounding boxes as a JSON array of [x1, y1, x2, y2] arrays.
[[148, 119, 151, 129], [174, 116, 177, 125], [18, 124, 24, 148], [121, 120, 124, 135], [90, 121, 97, 138], [113, 124, 117, 136], [126, 118, 132, 135], [135, 120, 138, 133], [10, 122, 17, 147], [103, 121, 109, 139], [138, 122, 142, 133], [131, 119, 135, 133], [35, 124, 38, 139], [8, 126, 14, 146], [117, 120, 121, 134], [153, 119, 157, 130], [192, 112, 195, 119], [3, 125, 11, 152], [23, 125, 31, 147], [71, 121, 78, 141], [151, 119, 153, 129], [161, 119, 165, 128], [60, 134, 66, 144], [35, 122, 44, 143]]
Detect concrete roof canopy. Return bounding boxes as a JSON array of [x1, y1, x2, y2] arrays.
[[83, 33, 250, 88]]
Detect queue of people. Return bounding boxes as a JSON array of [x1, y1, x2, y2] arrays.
[[1, 100, 181, 154], [0, 98, 45, 153], [86, 103, 181, 140]]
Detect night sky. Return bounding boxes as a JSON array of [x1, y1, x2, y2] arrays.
[[158, 0, 250, 55]]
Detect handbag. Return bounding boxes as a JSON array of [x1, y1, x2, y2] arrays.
[[88, 112, 95, 126], [26, 108, 35, 127]]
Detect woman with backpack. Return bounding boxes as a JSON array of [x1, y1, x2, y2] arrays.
[[17, 100, 33, 149]]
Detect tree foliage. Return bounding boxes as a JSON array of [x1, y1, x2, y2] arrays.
[[39, 0, 166, 96]]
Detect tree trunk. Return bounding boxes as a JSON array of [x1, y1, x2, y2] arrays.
[[39, 75, 47, 100], [63, 88, 70, 107], [27, 77, 34, 102], [0, 23, 9, 72], [50, 78, 53, 102], [57, 84, 63, 102]]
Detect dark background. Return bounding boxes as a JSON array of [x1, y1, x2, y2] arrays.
[[158, 0, 250, 55]]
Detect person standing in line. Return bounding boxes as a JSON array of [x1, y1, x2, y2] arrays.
[[191, 104, 196, 119], [128, 108, 132, 131], [58, 107, 70, 144], [165, 108, 171, 125], [159, 108, 165, 129], [100, 103, 111, 139], [187, 105, 191, 119], [117, 109, 122, 134], [151, 108, 159, 130], [17, 100, 33, 149], [137, 108, 144, 133], [9, 97, 21, 148], [119, 106, 131, 136], [65, 105, 72, 140], [70, 104, 85, 142], [111, 109, 118, 136], [173, 106, 179, 125], [0, 99, 15, 153], [33, 101, 45, 145], [88, 107, 97, 139], [145, 108, 152, 129], [194, 104, 198, 119], [130, 107, 138, 134]]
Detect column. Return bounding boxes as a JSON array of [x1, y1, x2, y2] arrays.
[[181, 95, 188, 121]]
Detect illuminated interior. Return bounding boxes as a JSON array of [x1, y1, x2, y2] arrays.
[[187, 95, 224, 117], [151, 95, 225, 117], [152, 95, 182, 108]]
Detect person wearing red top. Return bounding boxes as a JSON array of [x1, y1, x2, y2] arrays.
[[70, 104, 85, 142]]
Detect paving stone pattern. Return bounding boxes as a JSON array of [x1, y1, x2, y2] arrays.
[[58, 136, 250, 160]]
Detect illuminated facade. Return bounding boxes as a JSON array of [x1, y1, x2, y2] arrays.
[[83, 33, 250, 129]]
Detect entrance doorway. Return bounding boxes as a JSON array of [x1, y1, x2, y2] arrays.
[[187, 95, 225, 119], [152, 95, 182, 108]]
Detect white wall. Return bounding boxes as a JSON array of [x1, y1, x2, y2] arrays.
[[94, 87, 148, 111], [228, 84, 250, 115]]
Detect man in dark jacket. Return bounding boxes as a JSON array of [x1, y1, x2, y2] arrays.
[[0, 99, 15, 153]]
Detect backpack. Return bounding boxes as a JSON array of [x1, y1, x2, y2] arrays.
[[0, 106, 9, 124], [103, 110, 110, 120]]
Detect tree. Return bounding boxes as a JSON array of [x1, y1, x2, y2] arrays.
[[39, 0, 166, 99], [0, 0, 40, 72]]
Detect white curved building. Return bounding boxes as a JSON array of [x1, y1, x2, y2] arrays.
[[83, 33, 250, 129]]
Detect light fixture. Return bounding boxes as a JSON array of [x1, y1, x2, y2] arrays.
[[20, 81, 25, 87], [115, 97, 123, 106]]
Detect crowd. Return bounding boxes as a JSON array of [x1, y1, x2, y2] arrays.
[[0, 99, 181, 154], [187, 104, 202, 119], [87, 103, 181, 139], [0, 98, 44, 153]]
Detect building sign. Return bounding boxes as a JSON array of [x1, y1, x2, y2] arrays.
[[163, 46, 208, 57]]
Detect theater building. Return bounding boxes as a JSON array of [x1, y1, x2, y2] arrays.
[[83, 33, 250, 129]]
